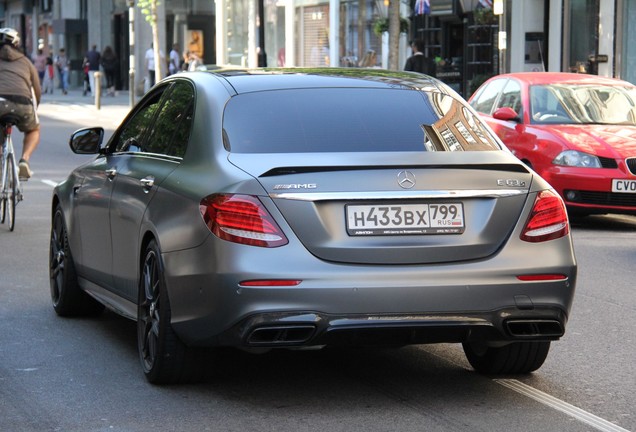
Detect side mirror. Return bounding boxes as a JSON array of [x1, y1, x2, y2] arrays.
[[69, 127, 105, 154], [493, 107, 521, 122]]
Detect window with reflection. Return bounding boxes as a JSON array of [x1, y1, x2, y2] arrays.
[[470, 79, 507, 114], [113, 89, 165, 153], [145, 81, 195, 158], [530, 84, 636, 125]]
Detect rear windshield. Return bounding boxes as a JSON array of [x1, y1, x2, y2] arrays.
[[223, 88, 500, 153]]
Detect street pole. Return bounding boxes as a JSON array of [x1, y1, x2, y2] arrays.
[[257, 0, 267, 67], [128, 0, 136, 107], [494, 0, 506, 74]]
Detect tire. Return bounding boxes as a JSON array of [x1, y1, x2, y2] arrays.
[[137, 240, 205, 384], [0, 158, 5, 224], [50, 205, 104, 316], [6, 153, 16, 231], [462, 341, 551, 375], [0, 193, 5, 224]]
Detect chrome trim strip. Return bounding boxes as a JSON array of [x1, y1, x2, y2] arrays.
[[269, 189, 527, 201]]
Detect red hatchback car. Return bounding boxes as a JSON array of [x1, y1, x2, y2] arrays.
[[469, 72, 636, 216]]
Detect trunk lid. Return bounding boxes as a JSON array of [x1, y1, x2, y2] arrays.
[[229, 151, 533, 264]]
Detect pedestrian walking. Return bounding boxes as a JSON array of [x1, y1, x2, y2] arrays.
[[84, 44, 101, 97], [404, 39, 436, 77], [42, 56, 55, 94], [101, 46, 118, 96], [55, 48, 69, 95], [145, 43, 164, 89], [32, 48, 47, 84], [168, 43, 180, 75]]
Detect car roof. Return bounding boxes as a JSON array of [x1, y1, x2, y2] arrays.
[[202, 67, 446, 95], [494, 72, 634, 87]]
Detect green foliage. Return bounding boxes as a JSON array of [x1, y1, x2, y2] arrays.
[[474, 7, 497, 25], [136, 0, 160, 24], [373, 17, 409, 37]]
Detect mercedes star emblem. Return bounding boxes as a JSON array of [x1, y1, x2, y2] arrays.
[[397, 171, 416, 189]]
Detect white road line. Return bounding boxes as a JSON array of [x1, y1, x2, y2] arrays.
[[41, 179, 59, 188], [495, 379, 630, 432]]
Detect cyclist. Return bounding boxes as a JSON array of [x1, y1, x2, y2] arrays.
[[0, 28, 41, 180]]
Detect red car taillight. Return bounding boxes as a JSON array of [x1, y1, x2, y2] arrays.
[[200, 194, 288, 247], [520, 190, 570, 243]]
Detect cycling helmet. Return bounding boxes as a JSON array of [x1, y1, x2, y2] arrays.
[[0, 28, 20, 48]]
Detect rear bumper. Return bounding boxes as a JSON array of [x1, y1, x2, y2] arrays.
[[163, 225, 577, 348], [213, 307, 568, 348]]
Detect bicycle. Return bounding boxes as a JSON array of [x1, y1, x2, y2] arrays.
[[0, 113, 24, 231]]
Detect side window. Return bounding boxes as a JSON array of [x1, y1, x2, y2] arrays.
[[470, 79, 507, 114], [496, 79, 522, 115], [145, 81, 195, 158], [112, 89, 165, 153]]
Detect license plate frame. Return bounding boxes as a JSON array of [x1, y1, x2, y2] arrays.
[[611, 179, 636, 193], [346, 202, 465, 236]]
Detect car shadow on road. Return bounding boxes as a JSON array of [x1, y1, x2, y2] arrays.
[[569, 213, 636, 231]]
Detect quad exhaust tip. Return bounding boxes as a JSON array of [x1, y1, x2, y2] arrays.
[[505, 319, 564, 338], [247, 325, 316, 345]]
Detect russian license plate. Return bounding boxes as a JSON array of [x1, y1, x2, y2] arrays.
[[612, 179, 636, 193], [346, 203, 465, 236]]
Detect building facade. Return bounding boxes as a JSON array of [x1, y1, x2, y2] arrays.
[[0, 0, 214, 93], [1, 0, 635, 97]]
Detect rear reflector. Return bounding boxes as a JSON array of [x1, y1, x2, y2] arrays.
[[200, 194, 288, 247], [516, 274, 567, 281], [239, 280, 302, 287], [520, 190, 569, 243]]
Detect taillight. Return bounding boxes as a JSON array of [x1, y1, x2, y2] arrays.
[[520, 190, 570, 243], [200, 194, 288, 247]]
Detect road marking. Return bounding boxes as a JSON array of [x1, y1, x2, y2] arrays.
[[495, 379, 630, 432], [41, 179, 58, 188]]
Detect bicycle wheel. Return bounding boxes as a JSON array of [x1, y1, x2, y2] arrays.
[[6, 153, 16, 231], [0, 158, 5, 224]]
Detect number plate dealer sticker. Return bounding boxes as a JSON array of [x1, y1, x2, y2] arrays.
[[612, 179, 636, 193], [346, 203, 465, 236]]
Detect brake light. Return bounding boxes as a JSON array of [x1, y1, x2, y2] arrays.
[[200, 194, 288, 247], [520, 190, 569, 243]]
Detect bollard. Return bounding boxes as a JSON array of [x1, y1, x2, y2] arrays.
[[94, 71, 102, 110]]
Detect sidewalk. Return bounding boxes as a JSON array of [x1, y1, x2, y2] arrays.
[[38, 87, 134, 128]]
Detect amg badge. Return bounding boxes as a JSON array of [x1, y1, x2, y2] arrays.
[[273, 183, 317, 190]]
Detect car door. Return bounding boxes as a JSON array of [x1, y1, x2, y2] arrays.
[[72, 153, 117, 290], [109, 80, 195, 301]]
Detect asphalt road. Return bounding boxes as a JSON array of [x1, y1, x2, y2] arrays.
[[0, 94, 634, 432]]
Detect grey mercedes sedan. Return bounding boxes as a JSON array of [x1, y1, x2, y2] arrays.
[[50, 68, 577, 384]]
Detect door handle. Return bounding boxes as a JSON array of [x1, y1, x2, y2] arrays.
[[140, 176, 155, 191], [105, 168, 117, 179]]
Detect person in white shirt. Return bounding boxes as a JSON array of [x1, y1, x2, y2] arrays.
[[168, 43, 180, 75], [144, 43, 165, 88]]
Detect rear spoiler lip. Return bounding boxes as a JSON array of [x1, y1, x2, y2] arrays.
[[260, 163, 530, 177], [269, 188, 528, 202]]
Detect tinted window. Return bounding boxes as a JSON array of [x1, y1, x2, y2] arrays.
[[223, 88, 500, 153], [145, 81, 195, 157], [470, 79, 507, 114], [112, 89, 165, 153]]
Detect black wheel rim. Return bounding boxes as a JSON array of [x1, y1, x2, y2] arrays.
[[139, 249, 161, 372], [49, 210, 66, 305]]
